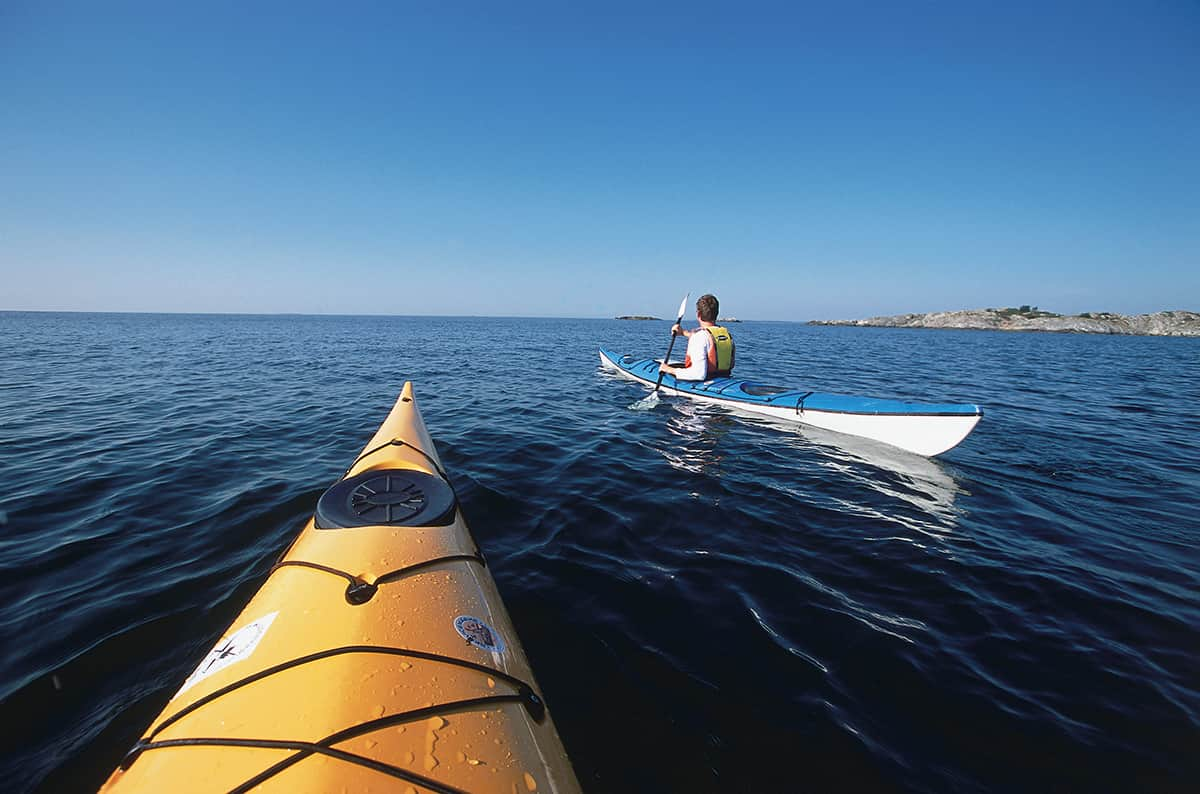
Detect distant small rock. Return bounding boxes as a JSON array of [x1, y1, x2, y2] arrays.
[[718, 317, 742, 323], [808, 308, 1200, 336], [615, 315, 662, 320]]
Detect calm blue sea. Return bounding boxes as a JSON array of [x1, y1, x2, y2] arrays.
[[1, 312, 1197, 793]]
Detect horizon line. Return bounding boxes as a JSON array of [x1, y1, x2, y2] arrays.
[[0, 308, 807, 322]]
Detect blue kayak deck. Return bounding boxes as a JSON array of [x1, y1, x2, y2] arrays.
[[600, 348, 981, 417]]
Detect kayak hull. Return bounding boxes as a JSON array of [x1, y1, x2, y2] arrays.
[[600, 348, 981, 457], [101, 383, 579, 794]]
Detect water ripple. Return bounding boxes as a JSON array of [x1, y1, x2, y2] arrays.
[[0, 313, 1197, 793]]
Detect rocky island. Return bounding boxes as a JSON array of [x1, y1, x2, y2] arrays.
[[615, 315, 661, 320], [809, 307, 1200, 337]]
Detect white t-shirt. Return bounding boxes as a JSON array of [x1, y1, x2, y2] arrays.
[[670, 329, 714, 381]]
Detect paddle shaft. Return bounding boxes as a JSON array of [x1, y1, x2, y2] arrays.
[[654, 300, 689, 392]]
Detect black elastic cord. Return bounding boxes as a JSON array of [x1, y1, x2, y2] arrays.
[[271, 551, 487, 604], [374, 552, 486, 584], [794, 391, 813, 413], [344, 439, 451, 483], [131, 693, 524, 794], [225, 694, 525, 793], [272, 552, 486, 586], [269, 560, 358, 587], [138, 737, 469, 794], [144, 645, 542, 745]]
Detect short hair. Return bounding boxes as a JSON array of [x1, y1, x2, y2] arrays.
[[696, 294, 719, 323]]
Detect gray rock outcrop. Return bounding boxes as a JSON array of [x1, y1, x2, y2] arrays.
[[809, 309, 1200, 336]]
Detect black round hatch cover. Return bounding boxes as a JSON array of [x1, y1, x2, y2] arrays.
[[315, 468, 457, 529]]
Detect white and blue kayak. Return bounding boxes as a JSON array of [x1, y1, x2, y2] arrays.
[[599, 348, 982, 457]]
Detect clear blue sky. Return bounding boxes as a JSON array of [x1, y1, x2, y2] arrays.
[[2, 1, 1196, 319]]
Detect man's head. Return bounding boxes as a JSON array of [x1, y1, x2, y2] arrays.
[[696, 294, 719, 323]]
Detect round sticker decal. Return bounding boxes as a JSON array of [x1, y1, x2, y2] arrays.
[[454, 615, 505, 653]]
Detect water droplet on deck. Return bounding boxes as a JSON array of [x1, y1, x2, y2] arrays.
[[524, 771, 538, 791]]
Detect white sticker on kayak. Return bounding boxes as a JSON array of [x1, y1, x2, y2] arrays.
[[454, 615, 505, 653], [177, 612, 279, 696]]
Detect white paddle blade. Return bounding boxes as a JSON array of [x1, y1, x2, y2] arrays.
[[629, 390, 662, 411], [675, 293, 690, 322]]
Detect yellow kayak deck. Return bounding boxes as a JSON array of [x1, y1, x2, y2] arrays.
[[101, 383, 579, 793]]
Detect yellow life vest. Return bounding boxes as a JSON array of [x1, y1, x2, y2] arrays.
[[684, 325, 735, 378]]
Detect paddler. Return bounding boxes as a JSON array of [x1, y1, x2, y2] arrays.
[[658, 293, 736, 381]]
